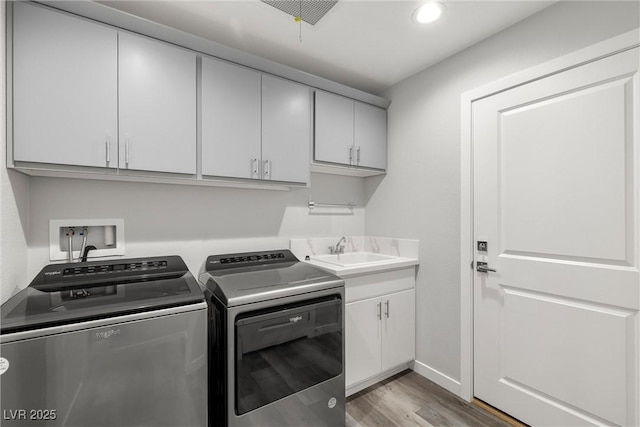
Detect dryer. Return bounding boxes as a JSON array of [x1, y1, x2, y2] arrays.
[[199, 249, 345, 427]]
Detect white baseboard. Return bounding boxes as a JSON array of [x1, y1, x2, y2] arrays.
[[410, 359, 463, 399]]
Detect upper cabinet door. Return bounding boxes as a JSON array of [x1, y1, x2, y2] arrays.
[[354, 102, 387, 170], [12, 2, 118, 168], [201, 57, 261, 179], [262, 75, 311, 184], [314, 90, 354, 166], [118, 32, 196, 174]]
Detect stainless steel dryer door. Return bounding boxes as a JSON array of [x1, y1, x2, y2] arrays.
[[225, 288, 345, 427], [235, 296, 343, 415], [0, 304, 207, 427]]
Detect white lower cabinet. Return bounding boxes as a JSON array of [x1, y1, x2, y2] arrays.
[[381, 289, 416, 370], [345, 269, 416, 391], [346, 296, 382, 386]]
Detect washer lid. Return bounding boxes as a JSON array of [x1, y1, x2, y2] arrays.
[[0, 256, 204, 335], [199, 251, 343, 307]]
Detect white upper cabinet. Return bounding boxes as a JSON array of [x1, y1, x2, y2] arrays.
[[201, 62, 310, 184], [10, 2, 382, 188], [12, 2, 118, 168], [314, 91, 354, 166], [201, 57, 262, 179], [261, 75, 311, 184], [355, 102, 387, 170], [118, 32, 197, 175], [12, 4, 196, 175], [314, 90, 387, 171]]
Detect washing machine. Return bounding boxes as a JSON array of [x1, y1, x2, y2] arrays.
[[0, 256, 207, 427]]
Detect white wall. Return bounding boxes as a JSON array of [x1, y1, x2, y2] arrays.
[[25, 173, 365, 284], [365, 1, 640, 390], [0, 1, 30, 304]]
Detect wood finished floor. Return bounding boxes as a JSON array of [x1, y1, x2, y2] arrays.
[[346, 370, 520, 427]]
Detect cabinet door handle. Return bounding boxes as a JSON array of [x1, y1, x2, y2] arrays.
[[385, 300, 389, 318], [263, 160, 270, 178], [377, 302, 382, 320], [251, 158, 258, 178], [357, 146, 361, 165], [349, 146, 353, 166], [125, 136, 130, 167], [105, 135, 111, 164]]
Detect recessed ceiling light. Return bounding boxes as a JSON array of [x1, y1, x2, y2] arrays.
[[413, 2, 444, 24]]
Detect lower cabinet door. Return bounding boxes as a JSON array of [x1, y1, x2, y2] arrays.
[[346, 297, 381, 387], [381, 289, 415, 370]]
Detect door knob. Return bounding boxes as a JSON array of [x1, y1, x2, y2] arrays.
[[476, 261, 496, 273]]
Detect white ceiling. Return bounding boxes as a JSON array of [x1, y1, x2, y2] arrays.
[[97, 0, 554, 94]]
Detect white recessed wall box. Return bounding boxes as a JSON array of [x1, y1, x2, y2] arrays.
[[49, 219, 125, 262]]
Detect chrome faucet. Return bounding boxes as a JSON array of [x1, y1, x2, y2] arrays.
[[330, 236, 346, 254]]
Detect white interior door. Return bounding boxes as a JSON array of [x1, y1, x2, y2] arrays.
[[473, 47, 639, 426]]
